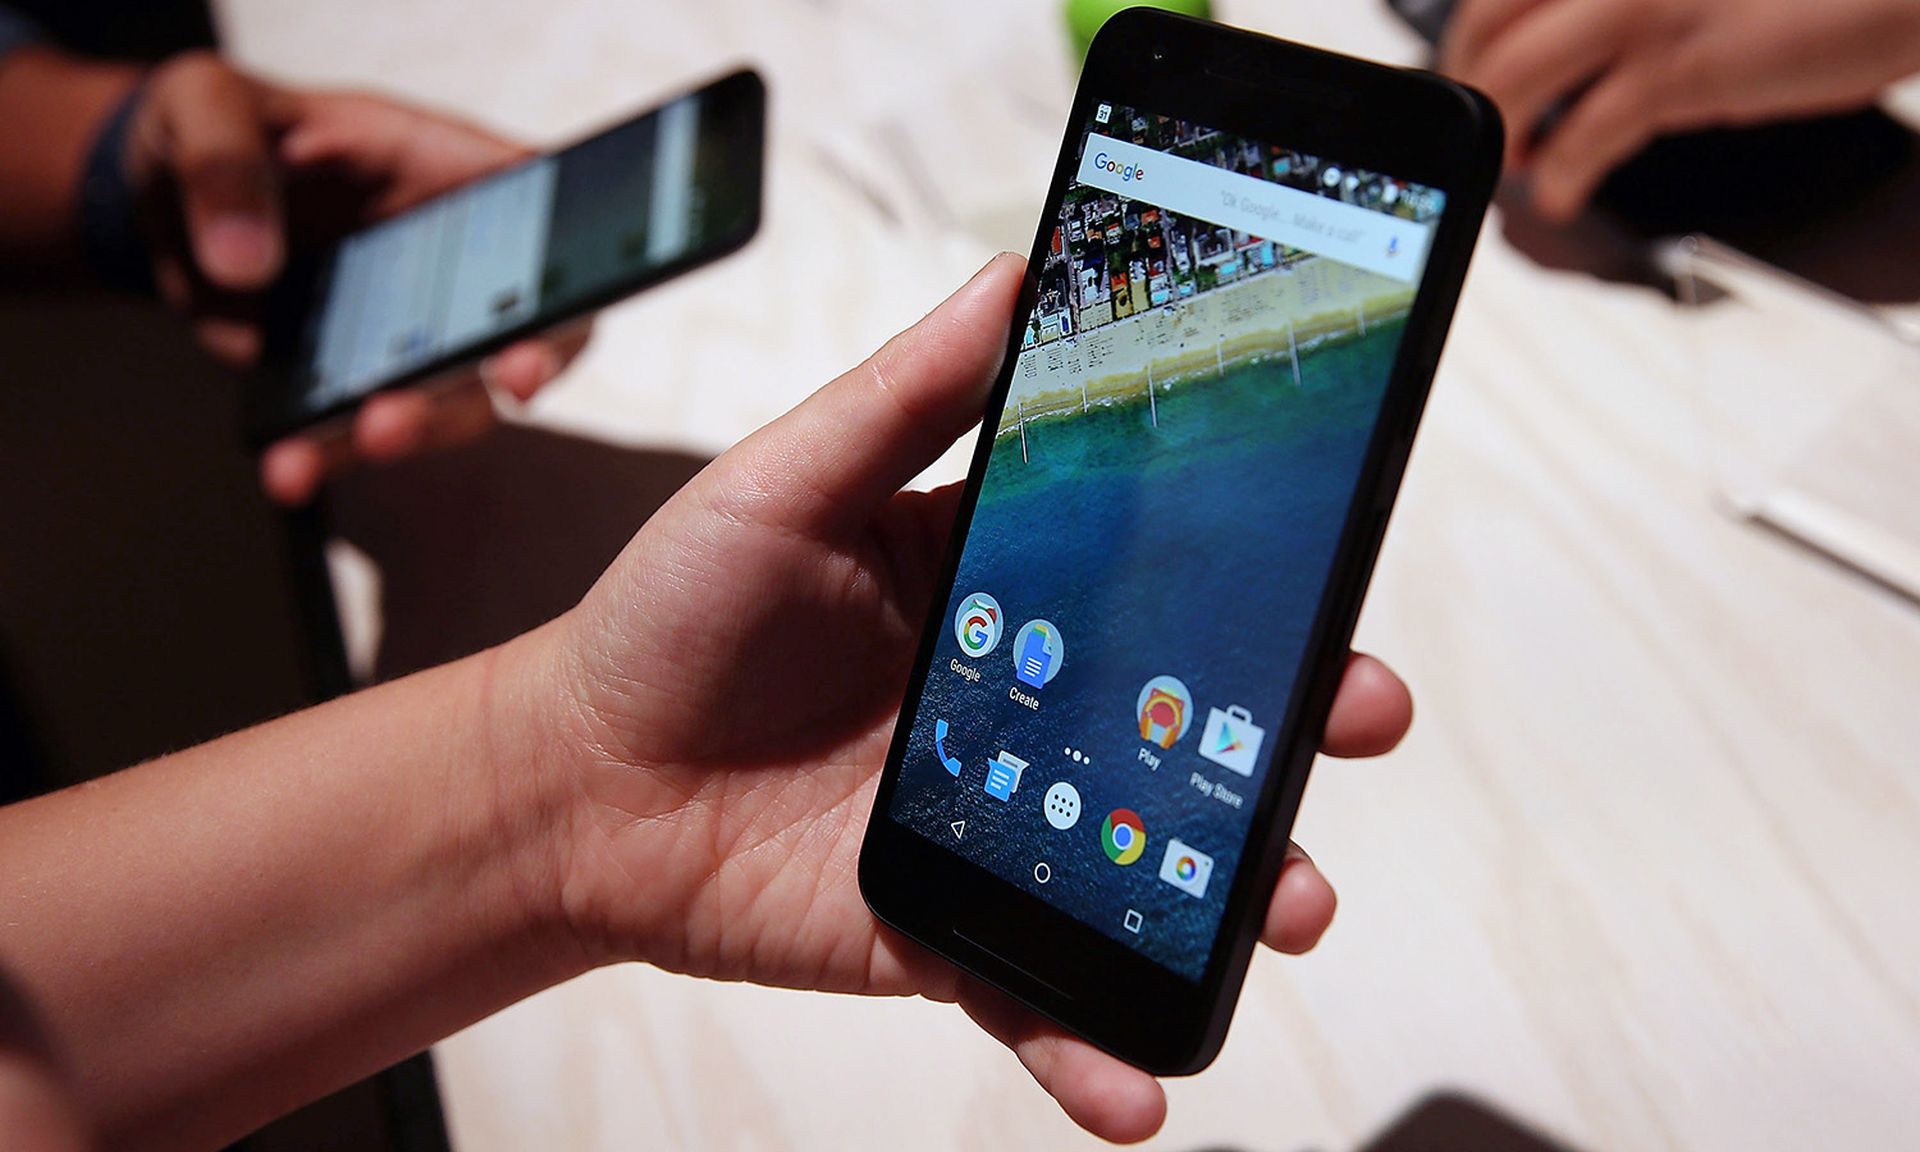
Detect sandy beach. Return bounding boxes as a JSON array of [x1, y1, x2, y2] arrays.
[[1000, 255, 1414, 435]]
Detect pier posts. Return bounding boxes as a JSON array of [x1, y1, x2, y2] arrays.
[[1288, 319, 1301, 389]]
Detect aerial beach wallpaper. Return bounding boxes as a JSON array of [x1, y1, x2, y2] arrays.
[[889, 104, 1443, 979]]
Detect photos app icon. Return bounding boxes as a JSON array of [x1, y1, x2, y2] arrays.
[[1158, 837, 1214, 898]]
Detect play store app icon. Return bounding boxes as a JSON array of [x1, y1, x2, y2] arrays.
[[1198, 705, 1265, 777]]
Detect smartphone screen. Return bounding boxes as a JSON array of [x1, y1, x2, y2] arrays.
[[262, 71, 762, 434], [883, 100, 1447, 982]]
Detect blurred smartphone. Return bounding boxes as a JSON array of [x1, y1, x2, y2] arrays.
[[859, 9, 1500, 1073], [247, 68, 765, 445]]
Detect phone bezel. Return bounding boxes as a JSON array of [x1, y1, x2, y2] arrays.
[[245, 66, 767, 447], [859, 9, 1501, 1075]]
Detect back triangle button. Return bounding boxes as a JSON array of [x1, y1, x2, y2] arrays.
[[950, 820, 966, 840]]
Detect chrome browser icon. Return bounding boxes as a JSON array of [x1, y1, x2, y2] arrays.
[[953, 592, 1003, 658]]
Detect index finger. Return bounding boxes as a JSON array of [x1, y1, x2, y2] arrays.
[[1441, 0, 1548, 74]]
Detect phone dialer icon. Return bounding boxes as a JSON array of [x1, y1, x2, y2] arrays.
[[933, 718, 963, 778]]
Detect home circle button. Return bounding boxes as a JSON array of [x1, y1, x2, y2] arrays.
[[1033, 861, 1052, 884]]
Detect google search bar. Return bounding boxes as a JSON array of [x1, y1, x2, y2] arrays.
[[1075, 133, 1433, 285]]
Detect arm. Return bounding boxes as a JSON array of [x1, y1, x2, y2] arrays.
[[0, 257, 1412, 1150], [0, 637, 586, 1151], [0, 46, 138, 265]]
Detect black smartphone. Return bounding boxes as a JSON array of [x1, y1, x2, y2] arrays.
[[858, 10, 1500, 1074], [246, 68, 765, 445]]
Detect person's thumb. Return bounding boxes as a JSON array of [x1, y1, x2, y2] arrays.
[[150, 59, 291, 289], [722, 252, 1025, 534]]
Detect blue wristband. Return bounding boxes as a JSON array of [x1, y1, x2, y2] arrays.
[[79, 80, 154, 294]]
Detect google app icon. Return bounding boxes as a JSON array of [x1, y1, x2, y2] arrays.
[[953, 592, 1002, 658]]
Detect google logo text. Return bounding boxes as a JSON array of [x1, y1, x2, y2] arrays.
[[1092, 152, 1146, 182]]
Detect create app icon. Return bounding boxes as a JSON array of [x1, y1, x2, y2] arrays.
[[1136, 675, 1193, 749], [1012, 619, 1064, 688], [1101, 808, 1147, 866], [953, 592, 1002, 658]]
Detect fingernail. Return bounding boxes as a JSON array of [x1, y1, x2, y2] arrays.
[[199, 214, 281, 286]]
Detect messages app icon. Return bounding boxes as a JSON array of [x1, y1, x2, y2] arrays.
[[985, 751, 1027, 802]]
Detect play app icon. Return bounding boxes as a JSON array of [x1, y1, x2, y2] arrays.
[[1199, 705, 1265, 777], [1137, 676, 1193, 749]]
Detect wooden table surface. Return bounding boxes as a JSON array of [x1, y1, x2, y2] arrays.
[[220, 2, 1920, 1149]]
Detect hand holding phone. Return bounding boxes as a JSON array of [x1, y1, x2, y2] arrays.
[[520, 250, 1410, 1142], [115, 52, 588, 504], [245, 69, 767, 493]]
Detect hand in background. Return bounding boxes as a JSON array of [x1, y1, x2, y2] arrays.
[[1443, 0, 1920, 219], [123, 52, 581, 504], [516, 254, 1416, 1142]]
